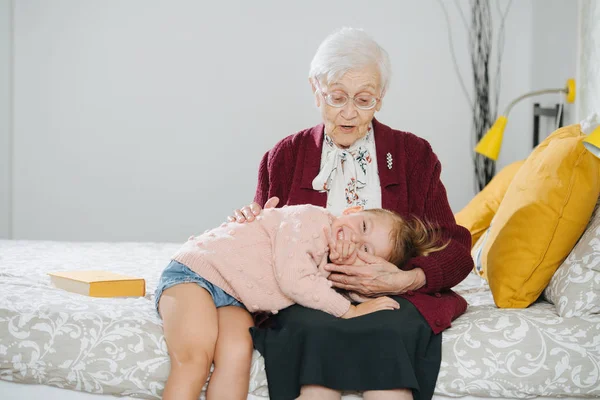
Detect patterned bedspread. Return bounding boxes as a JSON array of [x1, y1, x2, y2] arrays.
[[0, 240, 598, 399]]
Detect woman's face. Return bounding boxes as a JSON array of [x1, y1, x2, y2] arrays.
[[312, 65, 382, 148]]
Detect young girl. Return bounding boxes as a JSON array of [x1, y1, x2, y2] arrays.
[[155, 204, 446, 400]]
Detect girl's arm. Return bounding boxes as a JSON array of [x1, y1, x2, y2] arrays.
[[272, 213, 351, 317], [272, 209, 399, 317]]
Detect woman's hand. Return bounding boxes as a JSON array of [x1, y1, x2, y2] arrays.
[[341, 296, 399, 318], [325, 251, 426, 296], [227, 197, 279, 223]]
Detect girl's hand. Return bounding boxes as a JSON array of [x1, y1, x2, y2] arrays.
[[341, 296, 400, 318], [227, 197, 279, 223], [323, 227, 359, 265]]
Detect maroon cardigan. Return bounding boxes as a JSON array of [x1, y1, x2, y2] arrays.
[[254, 119, 473, 334]]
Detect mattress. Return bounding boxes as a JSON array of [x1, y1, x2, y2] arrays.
[[1, 240, 598, 399]]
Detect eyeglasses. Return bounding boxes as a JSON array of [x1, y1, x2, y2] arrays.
[[314, 79, 380, 110]]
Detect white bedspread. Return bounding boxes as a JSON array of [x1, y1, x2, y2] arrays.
[[0, 240, 598, 399]]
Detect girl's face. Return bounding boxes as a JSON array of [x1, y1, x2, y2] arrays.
[[330, 210, 395, 261]]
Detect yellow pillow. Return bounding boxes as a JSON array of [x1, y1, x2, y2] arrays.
[[455, 160, 524, 247], [481, 124, 600, 308]]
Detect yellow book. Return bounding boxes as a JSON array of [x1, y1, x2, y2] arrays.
[[48, 270, 146, 297]]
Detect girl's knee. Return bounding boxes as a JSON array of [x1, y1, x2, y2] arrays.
[[217, 340, 253, 368], [170, 346, 213, 376]]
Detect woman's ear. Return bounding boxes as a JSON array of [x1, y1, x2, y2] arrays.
[[342, 206, 363, 215], [309, 78, 317, 94], [310, 78, 321, 107]]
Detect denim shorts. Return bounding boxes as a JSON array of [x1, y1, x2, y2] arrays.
[[154, 260, 245, 314]]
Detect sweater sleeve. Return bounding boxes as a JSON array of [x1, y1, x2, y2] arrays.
[[405, 140, 474, 293], [272, 213, 351, 317]]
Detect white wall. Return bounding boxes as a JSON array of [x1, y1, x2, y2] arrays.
[[492, 0, 579, 170], [5, 0, 577, 242], [579, 0, 600, 119], [530, 0, 579, 138], [491, 1, 535, 170], [0, 0, 11, 239]]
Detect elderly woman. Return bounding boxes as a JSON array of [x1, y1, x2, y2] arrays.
[[231, 28, 473, 400]]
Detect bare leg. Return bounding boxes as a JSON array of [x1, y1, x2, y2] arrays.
[[206, 305, 254, 400], [363, 389, 414, 400], [296, 385, 342, 400], [159, 283, 218, 400]]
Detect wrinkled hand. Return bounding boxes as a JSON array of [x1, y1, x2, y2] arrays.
[[227, 197, 279, 223], [325, 250, 407, 296], [342, 296, 399, 318]]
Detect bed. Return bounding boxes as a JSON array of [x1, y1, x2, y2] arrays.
[[1, 239, 598, 400]]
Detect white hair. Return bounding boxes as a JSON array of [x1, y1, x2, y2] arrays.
[[309, 27, 392, 96]]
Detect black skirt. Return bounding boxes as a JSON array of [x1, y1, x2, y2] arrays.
[[251, 296, 441, 400]]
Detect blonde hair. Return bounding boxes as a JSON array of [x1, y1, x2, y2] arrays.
[[365, 209, 449, 267]]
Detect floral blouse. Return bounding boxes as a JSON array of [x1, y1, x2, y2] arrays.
[[312, 126, 382, 215]]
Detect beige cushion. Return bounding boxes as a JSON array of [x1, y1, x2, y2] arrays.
[[544, 201, 600, 317]]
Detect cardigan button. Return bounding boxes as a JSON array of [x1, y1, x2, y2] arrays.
[[434, 292, 442, 298], [435, 319, 442, 327]]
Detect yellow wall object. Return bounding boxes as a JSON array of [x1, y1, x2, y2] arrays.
[[480, 124, 600, 308], [474, 116, 508, 160], [456, 160, 525, 248], [566, 78, 576, 104]]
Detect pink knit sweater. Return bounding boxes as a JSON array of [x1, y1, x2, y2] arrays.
[[172, 205, 352, 317]]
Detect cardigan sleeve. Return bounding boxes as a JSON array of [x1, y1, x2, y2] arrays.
[[254, 141, 291, 208], [405, 139, 474, 293], [254, 151, 271, 207]]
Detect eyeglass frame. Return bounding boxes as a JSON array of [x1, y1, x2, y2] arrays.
[[314, 79, 382, 111]]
